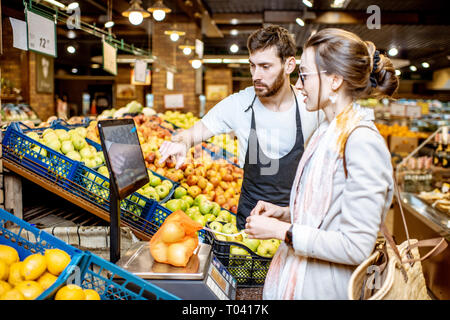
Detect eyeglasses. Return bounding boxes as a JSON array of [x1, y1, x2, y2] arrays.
[[298, 70, 328, 86]]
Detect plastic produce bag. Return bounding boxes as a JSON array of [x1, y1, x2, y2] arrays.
[[149, 210, 203, 267]]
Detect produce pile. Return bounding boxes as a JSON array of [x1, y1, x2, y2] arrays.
[[159, 110, 200, 129], [0, 244, 99, 300], [375, 123, 429, 139]]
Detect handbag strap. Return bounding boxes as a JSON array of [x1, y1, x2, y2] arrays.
[[343, 125, 448, 266]]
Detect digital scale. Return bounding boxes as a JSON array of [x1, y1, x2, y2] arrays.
[[116, 241, 237, 300], [97, 119, 237, 300]]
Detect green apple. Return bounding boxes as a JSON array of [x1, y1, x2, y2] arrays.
[[186, 206, 201, 217], [42, 128, 55, 138], [149, 175, 162, 187], [94, 156, 103, 166], [66, 150, 81, 162], [74, 127, 87, 138], [173, 186, 187, 199], [97, 165, 109, 177], [208, 221, 223, 233], [242, 236, 260, 253], [146, 187, 160, 202], [217, 210, 232, 223], [97, 151, 105, 163], [199, 200, 213, 215], [230, 215, 237, 225], [179, 199, 188, 212], [80, 146, 93, 159], [194, 194, 208, 207], [57, 131, 71, 142], [71, 134, 87, 151], [181, 195, 194, 208], [46, 139, 61, 152], [84, 158, 97, 168], [222, 222, 238, 235], [161, 179, 173, 189], [215, 216, 228, 223], [210, 202, 221, 217], [204, 213, 216, 223], [61, 140, 74, 154], [155, 184, 170, 199], [257, 240, 278, 258], [192, 214, 207, 227], [165, 199, 182, 212]]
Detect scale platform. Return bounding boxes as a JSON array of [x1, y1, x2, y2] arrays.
[[115, 242, 237, 300]]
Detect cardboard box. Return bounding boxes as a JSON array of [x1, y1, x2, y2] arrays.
[[389, 136, 418, 154]]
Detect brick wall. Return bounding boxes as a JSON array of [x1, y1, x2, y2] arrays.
[[151, 22, 201, 116], [115, 65, 146, 109], [204, 67, 233, 113]]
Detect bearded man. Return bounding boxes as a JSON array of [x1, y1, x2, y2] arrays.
[[159, 25, 323, 230]]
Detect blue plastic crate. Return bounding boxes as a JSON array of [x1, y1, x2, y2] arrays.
[[1, 123, 81, 188], [70, 251, 180, 300], [0, 208, 85, 300]]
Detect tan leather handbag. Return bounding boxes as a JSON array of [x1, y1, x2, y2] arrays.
[[343, 125, 448, 300]]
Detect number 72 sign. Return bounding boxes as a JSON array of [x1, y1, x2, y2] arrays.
[[26, 9, 57, 57]]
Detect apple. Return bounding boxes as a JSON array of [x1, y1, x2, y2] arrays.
[[222, 222, 238, 235], [192, 214, 207, 227], [46, 139, 61, 152], [97, 151, 105, 163], [217, 210, 232, 223], [257, 240, 278, 258], [186, 206, 201, 218], [199, 200, 213, 215], [208, 221, 223, 233], [193, 194, 208, 207], [84, 158, 97, 168], [181, 195, 194, 207], [242, 236, 260, 253], [146, 187, 160, 202], [203, 213, 216, 223], [197, 177, 208, 190], [97, 166, 109, 177], [26, 131, 39, 141], [71, 134, 87, 151], [75, 127, 87, 138], [179, 199, 189, 212], [79, 146, 93, 159], [66, 150, 81, 162], [184, 165, 194, 176], [187, 186, 202, 198], [210, 202, 221, 217], [57, 131, 71, 142], [186, 175, 199, 186], [149, 175, 162, 187], [156, 184, 170, 200], [174, 186, 187, 199], [165, 199, 182, 212]]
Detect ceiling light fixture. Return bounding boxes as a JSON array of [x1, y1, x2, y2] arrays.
[[409, 65, 417, 72], [104, 0, 114, 28], [71, 68, 78, 73], [67, 2, 79, 10], [296, 17, 305, 27], [122, 0, 150, 26], [388, 47, 398, 57], [190, 58, 202, 69], [303, 0, 313, 8], [105, 21, 115, 28], [230, 18, 238, 25], [43, 0, 66, 9], [165, 27, 186, 42], [147, 0, 172, 22], [179, 41, 195, 55], [67, 30, 76, 39], [230, 29, 239, 36], [395, 70, 401, 76], [330, 0, 351, 8], [67, 45, 76, 54], [230, 44, 239, 53], [421, 62, 430, 68]]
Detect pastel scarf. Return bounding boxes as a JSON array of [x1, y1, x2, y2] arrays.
[[263, 102, 374, 299]]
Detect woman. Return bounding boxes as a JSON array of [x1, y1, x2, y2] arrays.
[[244, 28, 399, 300]]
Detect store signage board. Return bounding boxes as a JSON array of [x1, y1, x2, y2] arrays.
[[390, 103, 406, 117], [406, 105, 422, 118], [164, 94, 184, 109], [195, 39, 204, 58], [166, 71, 174, 90], [9, 18, 28, 51], [102, 40, 117, 75], [26, 10, 57, 57], [134, 59, 147, 83]]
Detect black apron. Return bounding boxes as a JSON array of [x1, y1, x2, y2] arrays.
[[236, 86, 305, 230]]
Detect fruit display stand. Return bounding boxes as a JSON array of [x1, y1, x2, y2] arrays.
[[0, 208, 180, 300], [1, 122, 172, 241]]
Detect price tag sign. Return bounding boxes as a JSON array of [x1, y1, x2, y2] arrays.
[[406, 105, 422, 118], [390, 103, 405, 117], [26, 10, 57, 57], [103, 40, 117, 75], [133, 59, 147, 83]]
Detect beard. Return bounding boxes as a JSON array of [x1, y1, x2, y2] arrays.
[[253, 70, 286, 98]]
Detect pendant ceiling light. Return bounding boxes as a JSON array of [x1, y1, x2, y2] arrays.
[[179, 40, 195, 55], [165, 25, 186, 42], [122, 0, 150, 26], [147, 0, 172, 22]]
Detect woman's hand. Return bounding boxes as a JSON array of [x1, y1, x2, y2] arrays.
[[250, 200, 290, 222], [244, 215, 291, 241]]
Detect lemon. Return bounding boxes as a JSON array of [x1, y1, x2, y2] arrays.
[[55, 284, 86, 300], [21, 254, 47, 280], [0, 245, 19, 265], [84, 289, 101, 300], [0, 260, 9, 281], [44, 249, 71, 276], [8, 262, 24, 286], [0, 280, 12, 296], [15, 281, 44, 300], [37, 272, 58, 290], [0, 288, 25, 300]]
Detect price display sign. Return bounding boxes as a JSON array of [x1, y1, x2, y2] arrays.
[[26, 10, 57, 57], [390, 103, 405, 117], [103, 40, 117, 75], [406, 105, 422, 118]]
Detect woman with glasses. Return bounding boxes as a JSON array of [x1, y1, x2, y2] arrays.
[[244, 28, 399, 299]]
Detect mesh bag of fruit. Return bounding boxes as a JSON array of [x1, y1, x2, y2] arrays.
[[149, 211, 203, 267]]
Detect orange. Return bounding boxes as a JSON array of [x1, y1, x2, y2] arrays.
[[0, 245, 19, 265], [44, 249, 71, 276], [8, 262, 24, 286], [21, 253, 47, 280], [0, 288, 25, 300], [37, 272, 58, 290], [15, 281, 44, 300], [0, 280, 12, 296], [54, 284, 86, 300], [84, 289, 101, 300], [0, 260, 9, 281]]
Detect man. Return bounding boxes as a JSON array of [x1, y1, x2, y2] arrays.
[[159, 25, 323, 230]]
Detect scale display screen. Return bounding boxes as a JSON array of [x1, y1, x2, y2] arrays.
[[206, 256, 236, 300], [97, 119, 149, 199]]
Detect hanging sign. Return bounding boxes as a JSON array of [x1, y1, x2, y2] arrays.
[[9, 18, 28, 51], [164, 94, 184, 109], [133, 59, 147, 83], [26, 10, 57, 57], [390, 103, 405, 117], [103, 40, 117, 75], [405, 105, 422, 118]]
